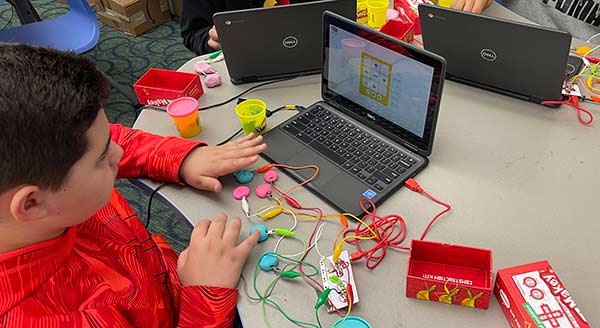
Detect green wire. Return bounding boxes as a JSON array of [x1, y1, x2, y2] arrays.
[[315, 307, 323, 328], [253, 249, 323, 328]]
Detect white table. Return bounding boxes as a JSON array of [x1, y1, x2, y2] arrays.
[[132, 3, 599, 327]]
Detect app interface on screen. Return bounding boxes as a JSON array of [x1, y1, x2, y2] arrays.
[[328, 25, 434, 137]]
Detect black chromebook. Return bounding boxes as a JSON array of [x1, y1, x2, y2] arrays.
[[213, 0, 356, 84], [260, 11, 446, 216], [419, 4, 571, 104]]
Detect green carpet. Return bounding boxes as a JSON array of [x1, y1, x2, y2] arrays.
[[0, 0, 195, 252]]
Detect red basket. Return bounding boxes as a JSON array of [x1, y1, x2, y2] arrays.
[[133, 68, 203, 107], [406, 239, 493, 309]]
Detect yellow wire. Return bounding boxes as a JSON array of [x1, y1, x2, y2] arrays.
[[341, 213, 378, 239]]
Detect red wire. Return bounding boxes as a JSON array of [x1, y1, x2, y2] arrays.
[[418, 190, 452, 240], [343, 182, 452, 270], [343, 198, 409, 270], [542, 95, 593, 125]]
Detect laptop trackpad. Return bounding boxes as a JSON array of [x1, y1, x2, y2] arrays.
[[286, 150, 339, 187]]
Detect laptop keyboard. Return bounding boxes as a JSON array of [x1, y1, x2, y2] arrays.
[[280, 105, 418, 192]]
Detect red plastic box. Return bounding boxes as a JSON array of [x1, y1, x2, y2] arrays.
[[394, 0, 429, 35], [406, 239, 493, 309], [380, 6, 415, 43], [495, 260, 590, 328], [133, 68, 203, 107]]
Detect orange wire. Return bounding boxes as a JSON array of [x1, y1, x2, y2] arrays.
[[272, 164, 319, 195]]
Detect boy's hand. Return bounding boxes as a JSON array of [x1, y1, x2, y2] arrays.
[[177, 213, 261, 288], [208, 25, 222, 50], [450, 0, 492, 13], [179, 134, 266, 192]]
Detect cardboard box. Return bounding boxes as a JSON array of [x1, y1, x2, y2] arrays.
[[94, 0, 170, 36], [495, 260, 590, 328], [133, 68, 203, 106], [406, 239, 493, 309]]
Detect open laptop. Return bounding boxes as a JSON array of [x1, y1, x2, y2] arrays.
[[213, 0, 356, 84], [419, 4, 571, 104], [260, 11, 446, 216]]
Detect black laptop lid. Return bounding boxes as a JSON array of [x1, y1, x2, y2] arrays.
[[418, 4, 571, 103], [214, 0, 356, 83], [322, 12, 446, 157]]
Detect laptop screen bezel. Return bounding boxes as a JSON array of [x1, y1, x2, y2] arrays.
[[321, 11, 446, 157]]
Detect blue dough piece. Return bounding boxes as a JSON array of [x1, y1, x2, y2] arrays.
[[259, 253, 279, 271], [250, 224, 269, 242], [233, 169, 254, 184]]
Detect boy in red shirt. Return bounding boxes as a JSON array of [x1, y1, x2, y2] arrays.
[[0, 44, 263, 327]]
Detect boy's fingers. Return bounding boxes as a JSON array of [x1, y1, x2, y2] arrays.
[[238, 229, 261, 256], [463, 0, 475, 12], [451, 0, 464, 10], [221, 156, 260, 172], [472, 0, 487, 13], [207, 212, 228, 238], [223, 216, 242, 244], [209, 26, 219, 41], [226, 145, 266, 159], [191, 219, 211, 241], [234, 133, 255, 144], [237, 134, 263, 147], [188, 176, 222, 193]]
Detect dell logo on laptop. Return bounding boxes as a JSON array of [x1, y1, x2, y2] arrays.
[[282, 36, 299, 48], [480, 48, 497, 62]]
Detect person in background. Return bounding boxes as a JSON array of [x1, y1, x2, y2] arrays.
[[181, 0, 297, 55], [0, 44, 265, 327], [451, 0, 599, 42]]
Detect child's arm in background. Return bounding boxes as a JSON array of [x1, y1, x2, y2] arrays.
[[176, 213, 261, 327]]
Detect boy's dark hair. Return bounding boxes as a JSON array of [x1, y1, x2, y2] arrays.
[[0, 44, 110, 192]]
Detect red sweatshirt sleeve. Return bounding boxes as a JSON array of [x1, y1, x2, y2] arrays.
[[177, 286, 238, 328], [110, 124, 205, 183]]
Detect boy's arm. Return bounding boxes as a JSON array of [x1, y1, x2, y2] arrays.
[[110, 124, 203, 182], [176, 213, 261, 328], [177, 286, 238, 328]]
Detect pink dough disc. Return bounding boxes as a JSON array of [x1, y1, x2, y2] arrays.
[[233, 186, 250, 200], [264, 170, 279, 183], [255, 184, 272, 198]]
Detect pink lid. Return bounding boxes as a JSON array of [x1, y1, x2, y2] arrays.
[[166, 97, 198, 117]]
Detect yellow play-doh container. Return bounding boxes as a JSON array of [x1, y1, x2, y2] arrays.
[[367, 0, 389, 29], [235, 99, 267, 135]]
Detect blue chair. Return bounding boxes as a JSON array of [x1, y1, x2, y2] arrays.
[[0, 0, 99, 54]]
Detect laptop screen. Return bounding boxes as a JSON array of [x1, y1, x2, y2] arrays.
[[322, 12, 446, 156]]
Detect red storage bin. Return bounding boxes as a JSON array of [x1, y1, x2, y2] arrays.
[[133, 68, 203, 107], [406, 239, 493, 309], [380, 5, 416, 43]]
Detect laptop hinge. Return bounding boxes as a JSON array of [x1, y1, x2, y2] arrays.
[[447, 74, 530, 102], [403, 143, 420, 153]]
